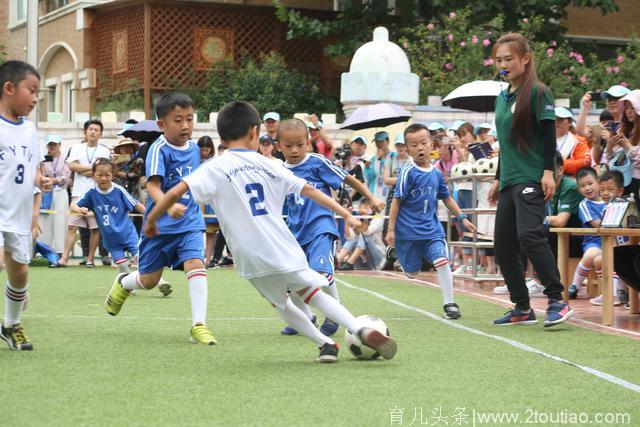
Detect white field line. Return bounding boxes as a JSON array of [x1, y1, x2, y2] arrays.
[[336, 277, 640, 395]]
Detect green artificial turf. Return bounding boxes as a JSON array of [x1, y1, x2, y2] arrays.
[[1, 267, 638, 426]]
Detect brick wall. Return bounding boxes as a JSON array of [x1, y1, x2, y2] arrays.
[[0, 2, 9, 52], [563, 0, 640, 40]]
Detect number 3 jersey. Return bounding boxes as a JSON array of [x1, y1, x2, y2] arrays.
[[393, 163, 450, 241], [76, 183, 139, 250], [0, 116, 42, 235], [184, 149, 308, 278]]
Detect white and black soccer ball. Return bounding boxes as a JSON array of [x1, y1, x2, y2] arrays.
[[451, 162, 474, 178], [345, 315, 390, 360], [487, 156, 499, 174], [474, 158, 491, 174]]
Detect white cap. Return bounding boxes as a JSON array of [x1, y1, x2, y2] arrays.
[[263, 112, 280, 122]]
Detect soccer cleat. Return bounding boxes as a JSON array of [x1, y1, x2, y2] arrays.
[[217, 257, 234, 267], [281, 315, 317, 336], [320, 318, 339, 336], [443, 303, 461, 320], [190, 323, 217, 345], [493, 308, 537, 325], [567, 284, 579, 299], [543, 301, 574, 327], [157, 278, 172, 297], [316, 342, 339, 363], [358, 327, 397, 360], [105, 273, 131, 316], [0, 323, 33, 350]]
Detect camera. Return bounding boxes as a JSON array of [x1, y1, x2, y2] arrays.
[[335, 145, 352, 161]]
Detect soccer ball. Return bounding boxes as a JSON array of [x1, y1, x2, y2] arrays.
[[345, 315, 390, 360], [451, 162, 474, 178], [487, 156, 499, 174], [474, 158, 491, 174]]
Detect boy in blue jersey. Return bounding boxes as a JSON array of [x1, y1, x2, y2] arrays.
[[105, 92, 216, 345], [570, 169, 627, 304], [70, 158, 172, 295], [277, 119, 385, 336], [386, 124, 475, 320]]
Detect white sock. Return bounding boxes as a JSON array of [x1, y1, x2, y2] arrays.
[[186, 268, 208, 326], [277, 297, 333, 347], [121, 271, 144, 291], [321, 273, 340, 302], [116, 260, 130, 274], [302, 287, 360, 333], [5, 282, 27, 326], [571, 262, 591, 287], [434, 258, 454, 304], [289, 293, 314, 320]]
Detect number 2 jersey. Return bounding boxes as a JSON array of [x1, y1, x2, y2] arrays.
[[184, 149, 308, 278], [0, 116, 42, 235], [76, 183, 139, 250], [393, 163, 450, 241]]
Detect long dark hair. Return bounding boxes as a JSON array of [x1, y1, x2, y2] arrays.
[[493, 33, 548, 153]]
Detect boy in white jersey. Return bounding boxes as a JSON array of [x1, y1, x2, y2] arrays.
[[0, 61, 51, 350], [145, 101, 397, 363], [386, 124, 475, 320]]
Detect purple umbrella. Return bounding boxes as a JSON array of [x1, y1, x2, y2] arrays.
[[119, 120, 163, 143], [340, 103, 412, 131]]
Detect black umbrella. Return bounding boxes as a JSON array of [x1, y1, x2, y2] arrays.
[[119, 120, 163, 143], [340, 103, 412, 131], [443, 80, 508, 113]]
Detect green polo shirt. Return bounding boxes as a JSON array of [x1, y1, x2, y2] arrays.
[[551, 175, 582, 227], [495, 83, 556, 190]]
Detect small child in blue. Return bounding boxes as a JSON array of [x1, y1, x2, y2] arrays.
[[570, 168, 627, 304], [104, 92, 216, 346], [71, 158, 172, 296], [386, 124, 475, 320], [278, 119, 385, 336]]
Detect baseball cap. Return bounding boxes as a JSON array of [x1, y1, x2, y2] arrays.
[[427, 122, 446, 131], [263, 112, 280, 122], [601, 85, 631, 100], [259, 134, 276, 144], [394, 134, 405, 145], [374, 131, 389, 142], [350, 135, 368, 145], [554, 107, 573, 119], [306, 120, 324, 130], [46, 134, 62, 144], [474, 123, 493, 135], [448, 120, 466, 131]]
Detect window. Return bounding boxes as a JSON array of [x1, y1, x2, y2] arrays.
[[44, 0, 69, 14], [15, 0, 27, 22], [47, 85, 57, 114], [63, 82, 73, 122]]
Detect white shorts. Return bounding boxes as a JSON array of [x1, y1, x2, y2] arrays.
[[249, 268, 328, 310], [0, 231, 32, 265]]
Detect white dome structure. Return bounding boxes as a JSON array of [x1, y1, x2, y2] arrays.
[[341, 27, 419, 112]]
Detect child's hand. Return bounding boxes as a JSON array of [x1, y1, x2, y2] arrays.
[[144, 220, 159, 238], [462, 218, 477, 233], [368, 197, 386, 213], [79, 207, 90, 216], [385, 230, 395, 246], [168, 203, 187, 219], [346, 216, 363, 235]]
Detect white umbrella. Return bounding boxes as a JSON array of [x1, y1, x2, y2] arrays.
[[443, 80, 508, 112]]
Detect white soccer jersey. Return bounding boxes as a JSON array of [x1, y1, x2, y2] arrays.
[[184, 148, 308, 278], [0, 117, 42, 234], [67, 142, 111, 197]]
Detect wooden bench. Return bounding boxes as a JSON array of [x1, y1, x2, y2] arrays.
[[549, 227, 640, 326]]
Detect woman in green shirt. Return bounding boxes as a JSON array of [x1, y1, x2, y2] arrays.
[[487, 33, 574, 327]]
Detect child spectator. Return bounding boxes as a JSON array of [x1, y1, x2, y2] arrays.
[[336, 200, 386, 271], [197, 136, 219, 267], [386, 124, 476, 320], [144, 101, 397, 363]]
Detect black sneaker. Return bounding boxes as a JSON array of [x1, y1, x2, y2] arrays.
[[338, 262, 354, 271], [315, 342, 339, 363], [0, 323, 33, 350], [444, 303, 461, 320], [207, 259, 220, 269], [217, 257, 234, 267], [358, 327, 397, 360], [79, 259, 88, 266]]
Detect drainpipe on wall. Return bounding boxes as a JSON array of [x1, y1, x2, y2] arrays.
[[27, 0, 39, 122]]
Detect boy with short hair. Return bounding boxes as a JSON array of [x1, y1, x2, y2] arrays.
[[386, 124, 476, 320], [105, 92, 214, 345], [0, 60, 51, 350], [277, 118, 385, 336], [144, 101, 397, 363]]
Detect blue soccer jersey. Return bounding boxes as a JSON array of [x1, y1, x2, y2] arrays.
[[145, 136, 205, 234], [76, 183, 139, 251], [284, 153, 347, 245], [578, 198, 605, 249], [393, 164, 450, 240]]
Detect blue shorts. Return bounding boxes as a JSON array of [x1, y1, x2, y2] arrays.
[[582, 240, 602, 253], [395, 238, 448, 274], [108, 238, 139, 263], [342, 235, 366, 253], [138, 230, 204, 274], [300, 233, 336, 275]]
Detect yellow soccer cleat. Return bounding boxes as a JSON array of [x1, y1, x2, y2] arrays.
[[0, 323, 33, 351], [105, 273, 131, 316], [189, 323, 218, 345]]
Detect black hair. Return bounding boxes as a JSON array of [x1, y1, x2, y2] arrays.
[[197, 135, 215, 159], [403, 123, 429, 140], [155, 92, 195, 119], [276, 118, 308, 141], [84, 119, 104, 133], [599, 109, 614, 122], [599, 170, 624, 188], [217, 101, 261, 142], [92, 157, 115, 173], [124, 119, 138, 125], [576, 167, 598, 183], [554, 151, 564, 168], [0, 60, 40, 99]]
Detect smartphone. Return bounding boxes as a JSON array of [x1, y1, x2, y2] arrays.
[[605, 122, 619, 133], [114, 153, 131, 162], [590, 91, 603, 102], [44, 154, 54, 162]]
